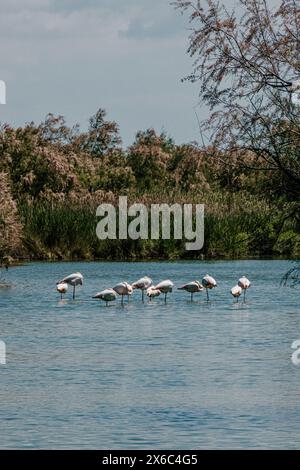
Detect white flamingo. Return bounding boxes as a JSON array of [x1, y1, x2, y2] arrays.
[[178, 280, 203, 301], [93, 288, 117, 306], [57, 272, 83, 299], [56, 282, 68, 300], [146, 286, 161, 301], [113, 282, 133, 304], [231, 284, 243, 302], [155, 280, 174, 302], [238, 276, 251, 300], [132, 276, 152, 301], [202, 274, 217, 301]]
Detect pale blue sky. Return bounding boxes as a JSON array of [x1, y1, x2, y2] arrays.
[[0, 0, 201, 145], [0, 0, 278, 146]]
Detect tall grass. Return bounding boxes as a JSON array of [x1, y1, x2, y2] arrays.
[[18, 192, 297, 260]]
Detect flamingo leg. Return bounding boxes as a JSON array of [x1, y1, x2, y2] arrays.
[[142, 289, 145, 302], [73, 285, 76, 300], [206, 288, 209, 301], [244, 289, 246, 302], [191, 292, 193, 302]]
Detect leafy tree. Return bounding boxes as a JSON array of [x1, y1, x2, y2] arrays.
[[84, 108, 122, 158], [39, 114, 79, 146], [169, 143, 209, 192], [174, 0, 300, 198], [93, 150, 136, 193], [127, 129, 174, 192], [0, 124, 75, 198], [0, 172, 22, 257]]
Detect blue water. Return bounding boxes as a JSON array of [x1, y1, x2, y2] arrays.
[[0, 260, 299, 449]]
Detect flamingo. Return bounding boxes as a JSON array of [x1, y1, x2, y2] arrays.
[[56, 282, 68, 300], [57, 272, 83, 300], [113, 282, 133, 304], [155, 280, 174, 303], [231, 285, 243, 302], [202, 274, 217, 301], [238, 276, 251, 301], [93, 288, 117, 306], [132, 276, 152, 302], [178, 280, 203, 301], [146, 286, 161, 301]]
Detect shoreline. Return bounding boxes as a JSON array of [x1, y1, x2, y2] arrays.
[[3, 256, 298, 266]]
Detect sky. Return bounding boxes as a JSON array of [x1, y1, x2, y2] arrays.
[[0, 0, 279, 146], [0, 0, 202, 146]]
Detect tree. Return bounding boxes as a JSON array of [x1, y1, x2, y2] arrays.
[[169, 143, 210, 192], [127, 129, 175, 192], [0, 172, 22, 257], [174, 0, 300, 199], [0, 123, 78, 198], [84, 108, 122, 158], [39, 114, 79, 146], [92, 149, 136, 193]]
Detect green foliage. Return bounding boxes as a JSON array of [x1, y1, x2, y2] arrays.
[[274, 231, 300, 257], [85, 108, 122, 158], [0, 111, 298, 260]]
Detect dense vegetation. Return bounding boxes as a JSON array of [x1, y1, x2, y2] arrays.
[[173, 0, 300, 275], [0, 110, 299, 261]]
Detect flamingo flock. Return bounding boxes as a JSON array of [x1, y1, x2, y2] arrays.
[[231, 276, 252, 302], [56, 272, 252, 305]]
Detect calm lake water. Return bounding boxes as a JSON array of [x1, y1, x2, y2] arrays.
[[0, 260, 299, 449]]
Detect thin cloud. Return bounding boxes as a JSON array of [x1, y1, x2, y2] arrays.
[[0, 0, 199, 146], [119, 11, 186, 40]]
